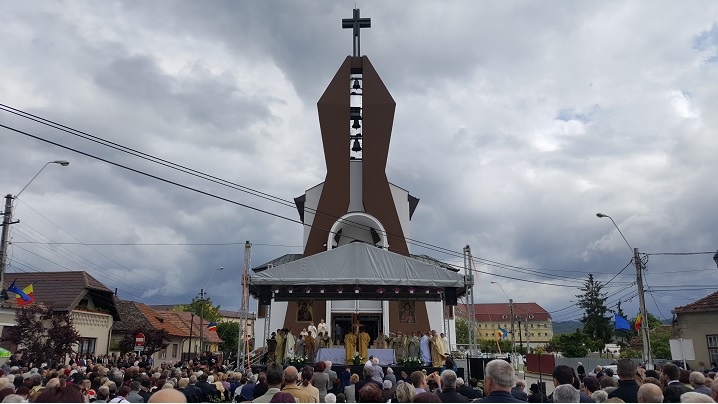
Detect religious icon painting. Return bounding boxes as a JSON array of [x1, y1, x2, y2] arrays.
[[296, 300, 313, 322], [399, 301, 416, 323]]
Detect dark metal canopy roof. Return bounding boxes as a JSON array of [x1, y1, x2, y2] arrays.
[[249, 242, 467, 302]]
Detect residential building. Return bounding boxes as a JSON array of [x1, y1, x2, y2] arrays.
[[0, 271, 120, 356], [111, 301, 189, 366], [674, 290, 718, 369], [456, 303, 553, 349]]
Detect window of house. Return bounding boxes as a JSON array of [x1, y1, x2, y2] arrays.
[[77, 338, 96, 356], [708, 335, 718, 365], [160, 349, 167, 359], [172, 344, 179, 358], [544, 333, 548, 336]]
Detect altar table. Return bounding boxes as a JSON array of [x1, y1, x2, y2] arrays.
[[316, 348, 397, 366]]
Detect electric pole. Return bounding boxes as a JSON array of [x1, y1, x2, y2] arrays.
[[199, 288, 206, 355], [635, 248, 652, 369], [0, 195, 15, 298], [509, 298, 515, 361]]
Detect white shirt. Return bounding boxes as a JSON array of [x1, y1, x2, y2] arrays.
[[308, 325, 318, 338], [318, 321, 328, 335]]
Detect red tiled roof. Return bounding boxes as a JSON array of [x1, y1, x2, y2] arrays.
[[674, 290, 718, 313], [155, 311, 223, 343], [456, 303, 551, 322], [114, 301, 186, 336]]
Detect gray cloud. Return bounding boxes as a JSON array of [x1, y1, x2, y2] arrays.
[[1, 1, 717, 320]]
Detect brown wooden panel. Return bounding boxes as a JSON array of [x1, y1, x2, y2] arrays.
[[304, 57, 353, 257], [361, 57, 409, 255]]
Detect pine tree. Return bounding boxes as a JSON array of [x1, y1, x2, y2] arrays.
[[576, 274, 612, 348]]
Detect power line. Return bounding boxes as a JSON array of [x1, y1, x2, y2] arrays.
[[1, 104, 597, 279]]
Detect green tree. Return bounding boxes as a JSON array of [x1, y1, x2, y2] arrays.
[[6, 305, 81, 366], [549, 329, 591, 357], [217, 321, 239, 354], [455, 317, 480, 345], [176, 296, 221, 323], [649, 326, 674, 360], [576, 274, 612, 346]]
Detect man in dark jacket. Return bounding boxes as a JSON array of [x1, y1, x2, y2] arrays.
[[548, 365, 593, 403], [457, 377, 477, 400], [475, 360, 525, 403], [510, 380, 528, 401], [436, 370, 469, 403], [608, 359, 640, 403], [195, 373, 219, 402], [183, 376, 202, 403]]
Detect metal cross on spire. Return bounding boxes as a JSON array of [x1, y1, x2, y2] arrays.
[[342, 8, 371, 56]]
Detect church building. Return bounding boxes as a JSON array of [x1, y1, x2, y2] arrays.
[[249, 9, 467, 362]]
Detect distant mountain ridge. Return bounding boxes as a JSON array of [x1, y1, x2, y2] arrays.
[[552, 318, 671, 336], [553, 320, 583, 335]]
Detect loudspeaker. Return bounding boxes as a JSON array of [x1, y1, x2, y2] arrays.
[[445, 287, 457, 306], [259, 286, 272, 305]]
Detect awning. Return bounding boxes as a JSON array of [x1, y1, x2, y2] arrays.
[[249, 242, 468, 301]]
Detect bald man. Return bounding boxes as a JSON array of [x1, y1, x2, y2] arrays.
[[637, 383, 663, 403], [148, 388, 187, 403]]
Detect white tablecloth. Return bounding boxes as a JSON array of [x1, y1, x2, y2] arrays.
[[316, 348, 397, 366]]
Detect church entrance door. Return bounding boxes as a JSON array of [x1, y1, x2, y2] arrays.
[[331, 313, 382, 346]]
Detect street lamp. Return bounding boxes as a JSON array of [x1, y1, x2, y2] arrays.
[[597, 212, 652, 369], [491, 281, 515, 361], [198, 266, 223, 356], [596, 213, 632, 253], [15, 160, 70, 199], [1, 160, 70, 300]]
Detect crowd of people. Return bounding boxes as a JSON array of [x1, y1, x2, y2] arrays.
[[3, 348, 718, 403], [508, 359, 718, 403]]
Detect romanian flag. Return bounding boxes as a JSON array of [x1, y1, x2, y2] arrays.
[[207, 322, 217, 331], [634, 313, 643, 331], [8, 281, 34, 307], [497, 327, 508, 340]]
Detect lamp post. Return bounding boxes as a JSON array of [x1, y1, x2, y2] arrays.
[[198, 266, 223, 356], [1, 160, 69, 299], [597, 212, 652, 369], [491, 281, 515, 362]]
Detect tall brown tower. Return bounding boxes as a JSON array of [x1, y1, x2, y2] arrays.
[[300, 9, 412, 258]]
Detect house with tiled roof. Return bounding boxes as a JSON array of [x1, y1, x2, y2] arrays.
[[154, 310, 223, 356], [0, 271, 120, 356], [456, 303, 553, 349], [112, 301, 187, 366], [674, 290, 718, 369]]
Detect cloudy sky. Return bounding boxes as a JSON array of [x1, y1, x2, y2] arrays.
[[2, 1, 717, 323]]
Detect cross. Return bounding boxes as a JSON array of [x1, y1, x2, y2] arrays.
[[342, 8, 371, 57], [351, 314, 364, 333]]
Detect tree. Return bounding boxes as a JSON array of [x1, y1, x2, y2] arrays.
[[176, 296, 221, 323], [118, 328, 170, 357], [548, 329, 591, 358], [455, 317, 480, 346], [5, 305, 81, 366], [576, 274, 612, 347], [217, 321, 239, 354]]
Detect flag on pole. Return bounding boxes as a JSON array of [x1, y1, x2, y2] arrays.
[[634, 314, 643, 331], [207, 322, 217, 331], [497, 327, 508, 340], [8, 281, 34, 306], [614, 313, 631, 331]]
